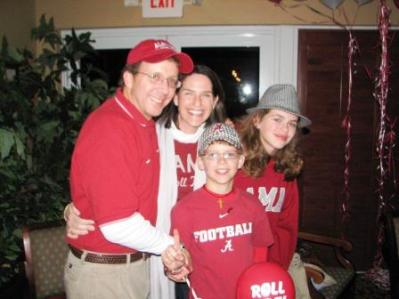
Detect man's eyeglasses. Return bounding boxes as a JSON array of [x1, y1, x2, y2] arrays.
[[203, 152, 239, 161], [135, 71, 181, 89]]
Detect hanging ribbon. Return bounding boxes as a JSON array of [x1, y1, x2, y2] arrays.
[[372, 0, 391, 269], [385, 117, 397, 179], [341, 32, 359, 228], [186, 277, 202, 299]]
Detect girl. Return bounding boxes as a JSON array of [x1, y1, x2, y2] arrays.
[[235, 83, 311, 271]]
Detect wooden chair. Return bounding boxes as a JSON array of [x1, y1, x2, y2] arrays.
[[297, 231, 355, 299], [383, 210, 399, 299], [23, 221, 68, 299]]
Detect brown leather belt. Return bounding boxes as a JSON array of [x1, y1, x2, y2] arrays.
[[69, 245, 146, 264]]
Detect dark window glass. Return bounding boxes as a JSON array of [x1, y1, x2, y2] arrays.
[[81, 47, 259, 119], [81, 49, 129, 88], [183, 47, 259, 119]]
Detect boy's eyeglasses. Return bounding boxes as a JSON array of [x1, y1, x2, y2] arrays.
[[135, 71, 181, 89], [203, 152, 239, 161]]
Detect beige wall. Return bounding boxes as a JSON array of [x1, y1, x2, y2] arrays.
[[0, 0, 35, 49], [34, 0, 398, 30], [1, 0, 398, 49]]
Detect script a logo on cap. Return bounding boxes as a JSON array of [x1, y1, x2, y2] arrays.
[[212, 123, 224, 133], [251, 280, 286, 299], [154, 41, 175, 51]]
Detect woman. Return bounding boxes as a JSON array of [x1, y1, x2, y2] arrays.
[[64, 64, 226, 299], [152, 65, 226, 299]]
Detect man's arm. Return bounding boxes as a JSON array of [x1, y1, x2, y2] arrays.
[[100, 212, 174, 254], [101, 213, 188, 272]]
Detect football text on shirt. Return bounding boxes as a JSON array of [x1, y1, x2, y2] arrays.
[[193, 222, 252, 243]]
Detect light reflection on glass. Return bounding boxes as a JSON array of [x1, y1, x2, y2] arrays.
[[231, 69, 241, 82], [242, 83, 252, 96]]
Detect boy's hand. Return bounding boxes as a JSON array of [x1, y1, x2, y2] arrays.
[[181, 247, 193, 272], [162, 229, 192, 275], [165, 265, 190, 282], [166, 247, 193, 282]]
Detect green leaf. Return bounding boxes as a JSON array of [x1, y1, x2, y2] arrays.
[[37, 121, 60, 143], [14, 135, 25, 160], [7, 47, 24, 64], [0, 128, 15, 159]]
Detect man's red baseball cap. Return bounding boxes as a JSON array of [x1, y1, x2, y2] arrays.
[[126, 39, 194, 74]]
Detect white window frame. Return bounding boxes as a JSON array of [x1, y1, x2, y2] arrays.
[[61, 25, 299, 94]]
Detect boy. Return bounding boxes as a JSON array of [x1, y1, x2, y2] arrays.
[[170, 123, 274, 299]]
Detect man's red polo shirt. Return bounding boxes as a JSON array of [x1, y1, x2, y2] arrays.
[[68, 88, 160, 253]]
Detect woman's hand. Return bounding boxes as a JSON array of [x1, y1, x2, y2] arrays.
[[64, 203, 95, 239]]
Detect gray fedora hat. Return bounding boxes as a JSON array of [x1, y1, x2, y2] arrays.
[[247, 84, 312, 128]]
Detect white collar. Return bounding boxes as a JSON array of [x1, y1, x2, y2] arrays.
[[170, 121, 205, 143]]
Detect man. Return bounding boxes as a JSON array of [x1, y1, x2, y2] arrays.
[[64, 39, 194, 299]]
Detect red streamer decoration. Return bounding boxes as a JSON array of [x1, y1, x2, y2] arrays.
[[385, 117, 397, 177], [373, 0, 391, 268], [341, 32, 359, 227]]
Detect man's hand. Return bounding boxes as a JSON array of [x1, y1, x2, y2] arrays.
[[165, 247, 193, 282], [65, 203, 95, 239], [161, 229, 193, 280]]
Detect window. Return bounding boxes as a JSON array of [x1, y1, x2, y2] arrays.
[[63, 25, 298, 118]]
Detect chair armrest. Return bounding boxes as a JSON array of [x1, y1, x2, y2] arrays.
[[298, 231, 354, 270]]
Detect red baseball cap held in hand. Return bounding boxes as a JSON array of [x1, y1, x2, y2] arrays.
[[236, 262, 295, 299], [126, 39, 194, 74]]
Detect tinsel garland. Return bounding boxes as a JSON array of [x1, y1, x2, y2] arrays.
[[372, 0, 391, 269], [340, 31, 360, 231]]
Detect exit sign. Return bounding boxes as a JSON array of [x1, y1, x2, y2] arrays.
[[142, 0, 183, 18]]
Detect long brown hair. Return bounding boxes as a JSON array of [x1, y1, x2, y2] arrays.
[[237, 109, 303, 181]]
